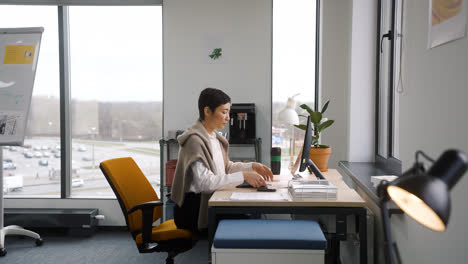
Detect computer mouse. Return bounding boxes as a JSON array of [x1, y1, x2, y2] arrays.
[[236, 181, 254, 188], [257, 186, 276, 192]]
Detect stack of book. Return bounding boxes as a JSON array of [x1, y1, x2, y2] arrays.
[[288, 179, 338, 200]]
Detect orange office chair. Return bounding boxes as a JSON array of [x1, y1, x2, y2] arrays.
[[100, 157, 195, 264]]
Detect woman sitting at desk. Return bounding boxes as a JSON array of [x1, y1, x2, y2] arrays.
[[171, 88, 273, 232]]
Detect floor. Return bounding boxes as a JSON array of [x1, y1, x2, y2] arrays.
[[1, 228, 209, 264]]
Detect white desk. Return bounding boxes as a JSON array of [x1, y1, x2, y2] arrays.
[[208, 169, 367, 264]]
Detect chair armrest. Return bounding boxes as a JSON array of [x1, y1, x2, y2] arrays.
[[127, 201, 163, 215], [127, 201, 164, 244]]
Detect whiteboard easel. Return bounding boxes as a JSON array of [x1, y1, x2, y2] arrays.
[[0, 27, 44, 256]]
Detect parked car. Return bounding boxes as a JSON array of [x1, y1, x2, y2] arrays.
[[3, 162, 16, 170], [72, 178, 84, 188], [33, 151, 42, 158], [38, 159, 48, 166], [54, 152, 61, 158], [42, 152, 51, 158], [24, 152, 33, 158], [82, 156, 92, 161]]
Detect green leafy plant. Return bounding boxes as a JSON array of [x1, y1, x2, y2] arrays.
[[295, 100, 334, 148], [209, 48, 222, 60]]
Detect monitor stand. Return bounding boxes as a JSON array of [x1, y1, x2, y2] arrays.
[[292, 159, 325, 180], [306, 159, 325, 180]]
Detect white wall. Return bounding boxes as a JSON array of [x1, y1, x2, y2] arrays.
[[392, 1, 468, 263], [320, 0, 376, 169], [348, 0, 376, 162], [163, 0, 272, 164], [320, 0, 352, 168]]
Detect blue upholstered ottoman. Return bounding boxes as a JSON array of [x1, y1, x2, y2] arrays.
[[212, 219, 327, 264]]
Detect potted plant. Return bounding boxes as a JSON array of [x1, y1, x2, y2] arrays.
[[295, 100, 334, 172]]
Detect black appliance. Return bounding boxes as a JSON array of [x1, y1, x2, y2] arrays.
[[229, 103, 256, 144]]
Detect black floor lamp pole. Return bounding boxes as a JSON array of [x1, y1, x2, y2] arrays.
[[378, 181, 396, 264]]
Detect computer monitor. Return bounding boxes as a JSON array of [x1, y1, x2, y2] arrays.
[[299, 116, 325, 179]]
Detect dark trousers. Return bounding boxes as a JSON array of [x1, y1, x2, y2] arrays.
[[173, 192, 256, 234], [174, 192, 201, 233]]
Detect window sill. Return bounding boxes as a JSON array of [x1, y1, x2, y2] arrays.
[[339, 161, 403, 215]]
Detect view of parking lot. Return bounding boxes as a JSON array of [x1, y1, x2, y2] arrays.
[[3, 137, 160, 197]]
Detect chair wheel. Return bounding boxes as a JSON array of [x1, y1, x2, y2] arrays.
[[36, 238, 44, 246], [0, 248, 7, 257]]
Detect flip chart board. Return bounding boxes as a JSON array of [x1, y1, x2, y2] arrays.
[[0, 27, 43, 146]]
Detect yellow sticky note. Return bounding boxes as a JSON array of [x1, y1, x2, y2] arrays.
[[3, 45, 36, 64]]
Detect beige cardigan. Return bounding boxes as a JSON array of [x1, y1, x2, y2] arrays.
[[171, 120, 233, 230]]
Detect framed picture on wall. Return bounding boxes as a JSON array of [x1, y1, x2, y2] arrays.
[[428, 0, 467, 48]]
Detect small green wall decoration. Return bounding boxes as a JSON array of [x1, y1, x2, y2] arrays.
[[209, 48, 222, 60]]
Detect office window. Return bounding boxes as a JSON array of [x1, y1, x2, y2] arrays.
[[69, 6, 162, 197], [1, 5, 162, 199], [1, 6, 61, 197], [376, 0, 402, 172], [272, 0, 318, 171]]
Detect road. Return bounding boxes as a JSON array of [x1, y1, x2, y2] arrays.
[[3, 137, 161, 197]]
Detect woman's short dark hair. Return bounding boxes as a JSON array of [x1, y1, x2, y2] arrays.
[[198, 88, 231, 121]]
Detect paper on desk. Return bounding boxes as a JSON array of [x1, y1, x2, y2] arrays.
[[230, 192, 289, 201], [290, 180, 334, 189], [268, 181, 289, 188]]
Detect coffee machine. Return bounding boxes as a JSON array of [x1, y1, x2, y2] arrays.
[[229, 103, 256, 144]]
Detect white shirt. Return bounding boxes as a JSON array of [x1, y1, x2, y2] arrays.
[[186, 131, 252, 193]]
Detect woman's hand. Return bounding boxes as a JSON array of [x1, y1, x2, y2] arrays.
[[252, 162, 274, 181], [243, 171, 267, 188]]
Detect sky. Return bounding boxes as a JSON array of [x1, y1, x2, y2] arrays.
[[273, 0, 316, 105], [0, 1, 316, 104]]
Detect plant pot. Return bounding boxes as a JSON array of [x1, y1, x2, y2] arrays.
[[309, 147, 332, 172]]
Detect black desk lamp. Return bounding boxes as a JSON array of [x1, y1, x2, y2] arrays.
[[377, 149, 468, 264]]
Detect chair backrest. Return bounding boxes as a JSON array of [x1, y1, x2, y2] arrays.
[[100, 157, 162, 233]]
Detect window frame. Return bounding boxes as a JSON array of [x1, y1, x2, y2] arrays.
[[375, 0, 401, 175], [270, 0, 321, 170]]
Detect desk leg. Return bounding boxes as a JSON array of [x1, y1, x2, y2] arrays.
[[208, 207, 216, 252], [358, 208, 367, 264]]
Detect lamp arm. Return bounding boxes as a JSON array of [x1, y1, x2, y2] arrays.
[[380, 198, 395, 264], [377, 180, 402, 264], [415, 150, 435, 164]]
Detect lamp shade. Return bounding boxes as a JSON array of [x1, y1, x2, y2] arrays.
[[387, 175, 449, 231], [278, 107, 299, 125], [387, 150, 468, 232]]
